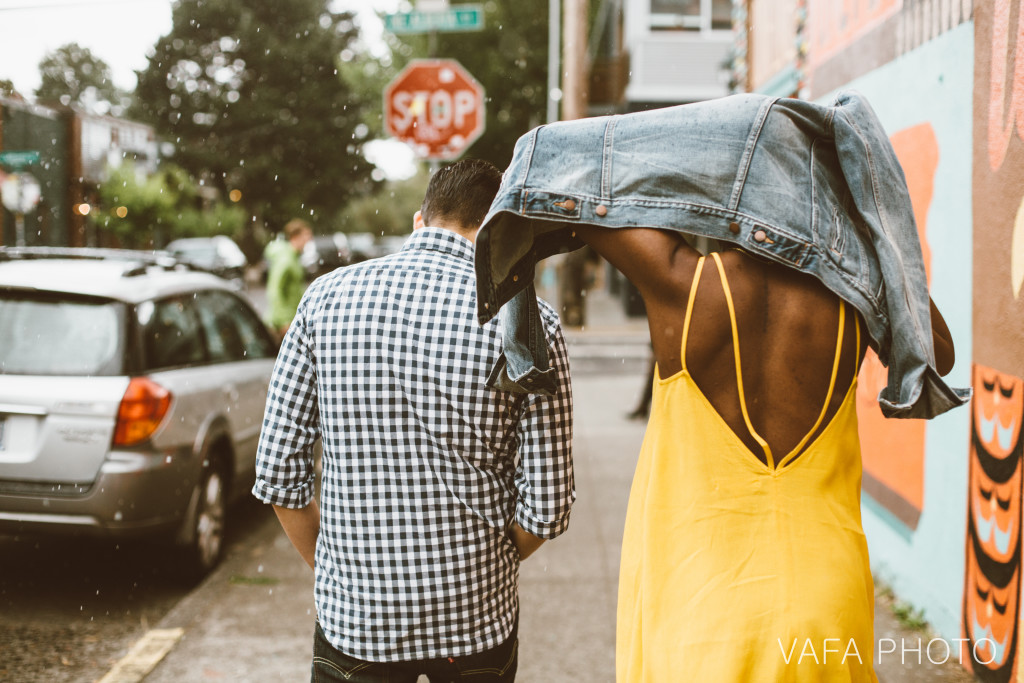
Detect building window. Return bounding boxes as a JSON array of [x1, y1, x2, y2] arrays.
[[650, 0, 731, 31]]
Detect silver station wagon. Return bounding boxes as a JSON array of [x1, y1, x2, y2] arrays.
[[0, 247, 277, 579]]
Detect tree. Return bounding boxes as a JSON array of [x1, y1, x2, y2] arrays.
[[92, 163, 245, 249], [36, 43, 128, 114], [132, 0, 379, 252], [335, 168, 429, 237]]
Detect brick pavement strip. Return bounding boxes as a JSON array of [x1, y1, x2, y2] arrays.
[[95, 628, 184, 683]]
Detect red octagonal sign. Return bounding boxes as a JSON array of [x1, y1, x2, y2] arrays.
[[384, 59, 486, 161]]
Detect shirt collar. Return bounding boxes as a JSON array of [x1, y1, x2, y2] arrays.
[[401, 227, 475, 263]]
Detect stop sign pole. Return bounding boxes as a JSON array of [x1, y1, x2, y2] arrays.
[[384, 59, 485, 162]]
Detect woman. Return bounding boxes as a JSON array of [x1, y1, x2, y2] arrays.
[[573, 224, 954, 681]]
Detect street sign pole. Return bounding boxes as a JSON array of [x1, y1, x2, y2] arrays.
[[14, 213, 24, 248]]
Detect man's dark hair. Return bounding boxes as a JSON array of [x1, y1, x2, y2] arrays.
[[420, 158, 502, 230]]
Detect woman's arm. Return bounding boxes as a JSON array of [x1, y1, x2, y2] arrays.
[[571, 224, 700, 305]]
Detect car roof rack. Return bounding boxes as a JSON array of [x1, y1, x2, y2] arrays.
[[0, 246, 212, 277]]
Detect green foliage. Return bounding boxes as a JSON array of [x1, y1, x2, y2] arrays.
[[36, 43, 129, 114], [385, 0, 551, 169], [335, 169, 430, 237], [336, 53, 397, 142], [131, 0, 379, 234], [92, 163, 244, 249], [891, 600, 928, 632]]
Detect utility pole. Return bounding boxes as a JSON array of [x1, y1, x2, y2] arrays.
[[557, 0, 590, 326], [562, 0, 588, 121], [547, 0, 561, 123]]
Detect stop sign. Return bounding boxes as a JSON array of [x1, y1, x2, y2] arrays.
[[384, 59, 485, 161]]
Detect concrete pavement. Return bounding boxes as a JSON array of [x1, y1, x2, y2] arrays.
[[113, 286, 977, 682]]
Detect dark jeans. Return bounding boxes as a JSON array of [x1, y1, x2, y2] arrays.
[[311, 621, 518, 683]]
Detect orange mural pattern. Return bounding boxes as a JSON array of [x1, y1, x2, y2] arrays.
[[857, 123, 936, 528], [962, 365, 1024, 681]]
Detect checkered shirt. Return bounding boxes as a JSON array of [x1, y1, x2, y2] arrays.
[[253, 228, 574, 662]]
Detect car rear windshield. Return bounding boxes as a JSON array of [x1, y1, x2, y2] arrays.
[[0, 294, 125, 375]]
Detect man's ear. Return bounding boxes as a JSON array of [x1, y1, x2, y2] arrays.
[[413, 210, 424, 231]]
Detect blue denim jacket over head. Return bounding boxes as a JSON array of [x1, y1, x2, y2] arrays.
[[474, 90, 970, 419]]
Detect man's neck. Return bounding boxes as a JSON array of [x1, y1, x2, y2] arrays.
[[428, 222, 476, 244]]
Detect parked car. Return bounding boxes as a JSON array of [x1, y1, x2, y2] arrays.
[[0, 247, 278, 580], [165, 235, 248, 289], [347, 232, 378, 263], [301, 233, 352, 280]]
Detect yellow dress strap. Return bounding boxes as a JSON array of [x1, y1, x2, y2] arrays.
[[777, 301, 846, 468], [709, 252, 774, 468], [854, 308, 861, 375], [680, 256, 706, 374]]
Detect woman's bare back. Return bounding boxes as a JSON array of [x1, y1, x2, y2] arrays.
[[646, 249, 865, 464]]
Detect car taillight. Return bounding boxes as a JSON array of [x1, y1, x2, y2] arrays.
[[113, 377, 172, 447]]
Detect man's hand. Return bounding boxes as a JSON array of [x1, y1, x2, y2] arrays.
[[509, 523, 545, 561], [273, 501, 320, 569]]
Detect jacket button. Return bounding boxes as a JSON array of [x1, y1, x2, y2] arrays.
[[753, 229, 767, 243], [595, 205, 608, 217], [562, 199, 576, 211], [729, 221, 740, 234]]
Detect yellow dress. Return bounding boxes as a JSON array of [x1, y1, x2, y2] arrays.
[[617, 253, 877, 682]]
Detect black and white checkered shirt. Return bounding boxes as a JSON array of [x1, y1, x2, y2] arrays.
[[253, 227, 574, 662]]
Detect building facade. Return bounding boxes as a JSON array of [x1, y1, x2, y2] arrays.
[[0, 98, 157, 248]]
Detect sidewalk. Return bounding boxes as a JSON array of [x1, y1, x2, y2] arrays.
[[121, 286, 976, 682]]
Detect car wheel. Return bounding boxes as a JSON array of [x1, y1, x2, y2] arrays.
[[179, 458, 227, 581]]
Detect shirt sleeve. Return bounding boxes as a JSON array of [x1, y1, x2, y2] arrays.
[[252, 297, 321, 508], [513, 313, 575, 538]]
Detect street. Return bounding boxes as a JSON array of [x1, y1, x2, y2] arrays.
[[0, 496, 277, 682]]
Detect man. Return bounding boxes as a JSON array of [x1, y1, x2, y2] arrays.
[[253, 158, 575, 683], [263, 217, 312, 338]]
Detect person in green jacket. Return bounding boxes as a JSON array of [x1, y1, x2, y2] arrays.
[[264, 218, 313, 338]]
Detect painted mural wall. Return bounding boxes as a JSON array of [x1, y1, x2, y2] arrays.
[[968, 0, 1024, 678]]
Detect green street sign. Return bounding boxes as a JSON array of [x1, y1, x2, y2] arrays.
[[0, 150, 40, 169], [384, 5, 484, 34]]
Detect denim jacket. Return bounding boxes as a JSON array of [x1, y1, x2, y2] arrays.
[[475, 90, 970, 419]]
